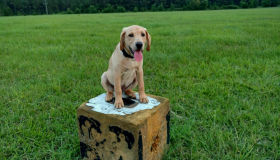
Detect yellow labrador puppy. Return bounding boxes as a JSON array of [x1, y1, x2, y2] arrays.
[[101, 25, 151, 108]]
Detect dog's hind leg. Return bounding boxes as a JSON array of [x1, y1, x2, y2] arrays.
[[124, 78, 137, 99], [124, 90, 136, 99], [101, 72, 114, 102]]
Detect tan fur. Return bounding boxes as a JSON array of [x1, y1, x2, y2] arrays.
[[101, 25, 151, 108]]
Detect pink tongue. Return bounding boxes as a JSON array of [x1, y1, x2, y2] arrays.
[[134, 50, 143, 62]]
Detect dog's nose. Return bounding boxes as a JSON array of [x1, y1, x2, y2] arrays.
[[135, 42, 143, 50]]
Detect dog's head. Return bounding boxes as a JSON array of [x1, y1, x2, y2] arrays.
[[120, 25, 151, 62]]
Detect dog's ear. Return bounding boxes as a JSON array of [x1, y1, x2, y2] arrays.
[[145, 29, 151, 51], [120, 27, 127, 50]]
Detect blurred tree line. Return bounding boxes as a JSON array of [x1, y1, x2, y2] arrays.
[[0, 0, 279, 16]]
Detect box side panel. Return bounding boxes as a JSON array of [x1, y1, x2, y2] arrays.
[[77, 106, 140, 160], [141, 102, 170, 160]]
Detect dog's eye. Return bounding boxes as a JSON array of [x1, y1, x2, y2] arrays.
[[141, 33, 145, 37], [128, 34, 134, 37]]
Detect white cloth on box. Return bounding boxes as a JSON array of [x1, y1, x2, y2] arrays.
[[86, 93, 160, 115]]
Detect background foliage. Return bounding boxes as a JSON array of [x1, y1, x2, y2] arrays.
[[0, 0, 279, 16]]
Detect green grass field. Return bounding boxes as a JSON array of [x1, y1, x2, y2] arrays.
[[1, 7, 280, 159]]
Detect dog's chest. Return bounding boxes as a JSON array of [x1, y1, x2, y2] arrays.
[[120, 59, 140, 82], [122, 68, 136, 78], [122, 62, 138, 79], [123, 59, 139, 72]]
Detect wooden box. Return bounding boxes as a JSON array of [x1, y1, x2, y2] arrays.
[[77, 94, 170, 160]]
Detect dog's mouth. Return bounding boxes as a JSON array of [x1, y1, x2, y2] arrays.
[[128, 46, 143, 62], [123, 46, 143, 62], [133, 50, 143, 62]]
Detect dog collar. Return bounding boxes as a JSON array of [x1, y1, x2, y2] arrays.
[[122, 46, 134, 59]]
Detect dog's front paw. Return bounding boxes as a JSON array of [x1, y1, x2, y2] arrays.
[[114, 98, 124, 109], [139, 94, 149, 103]]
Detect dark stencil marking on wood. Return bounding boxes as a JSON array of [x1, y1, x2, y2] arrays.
[[166, 111, 170, 144], [80, 142, 92, 159], [119, 156, 123, 160], [78, 115, 102, 139], [80, 142, 101, 159], [93, 148, 101, 160], [100, 139, 106, 144], [109, 126, 135, 149], [138, 131, 143, 160], [94, 156, 101, 160]]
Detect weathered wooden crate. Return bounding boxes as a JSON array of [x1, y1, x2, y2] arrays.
[[77, 94, 170, 160]]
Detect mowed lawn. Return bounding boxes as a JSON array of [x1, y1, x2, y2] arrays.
[[1, 7, 280, 159]]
